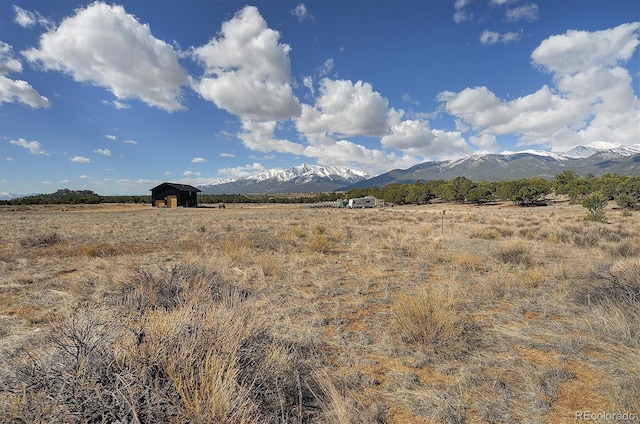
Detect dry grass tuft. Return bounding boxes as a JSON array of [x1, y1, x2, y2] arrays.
[[610, 258, 640, 302], [21, 232, 63, 248], [492, 240, 533, 266], [393, 284, 468, 356]]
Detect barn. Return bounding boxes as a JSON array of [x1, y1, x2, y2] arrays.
[[150, 183, 201, 208]]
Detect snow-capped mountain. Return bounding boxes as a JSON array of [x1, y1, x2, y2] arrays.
[[345, 144, 640, 189], [0, 192, 22, 201], [563, 142, 640, 159], [199, 164, 374, 194]]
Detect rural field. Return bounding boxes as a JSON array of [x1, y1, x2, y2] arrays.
[[0, 201, 638, 423]]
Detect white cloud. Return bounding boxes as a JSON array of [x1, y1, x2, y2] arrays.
[[220, 152, 236, 158], [102, 99, 131, 110], [13, 6, 52, 29], [296, 79, 392, 137], [218, 162, 267, 178], [454, 0, 473, 23], [480, 30, 522, 45], [0, 42, 50, 108], [70, 156, 91, 163], [191, 157, 206, 163], [238, 120, 305, 154], [401, 93, 420, 106], [0, 42, 22, 74], [183, 170, 201, 177], [381, 120, 472, 159], [303, 76, 315, 96], [291, 3, 312, 22], [470, 132, 499, 151], [318, 58, 334, 77], [505, 4, 539, 22], [439, 23, 640, 152], [22, 2, 189, 112], [531, 22, 640, 75], [123, 139, 138, 145], [93, 149, 111, 156], [105, 134, 117, 140], [10, 138, 47, 155], [193, 6, 301, 122], [301, 135, 419, 173]]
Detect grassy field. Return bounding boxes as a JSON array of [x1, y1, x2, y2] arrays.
[[0, 201, 638, 423]]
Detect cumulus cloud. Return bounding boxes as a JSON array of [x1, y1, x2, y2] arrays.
[[297, 79, 392, 137], [505, 4, 539, 22], [191, 157, 206, 163], [531, 22, 640, 74], [10, 138, 47, 155], [93, 149, 111, 156], [239, 120, 305, 154], [105, 134, 117, 140], [480, 30, 522, 45], [439, 23, 640, 151], [192, 6, 301, 122], [70, 156, 91, 163], [183, 170, 200, 177], [301, 134, 419, 172], [22, 2, 189, 112], [381, 120, 472, 159], [0, 41, 50, 108]]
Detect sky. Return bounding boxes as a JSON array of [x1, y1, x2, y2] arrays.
[[1, 0, 639, 195]]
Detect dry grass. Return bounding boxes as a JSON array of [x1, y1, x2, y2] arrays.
[[1, 201, 639, 422], [392, 284, 468, 356]]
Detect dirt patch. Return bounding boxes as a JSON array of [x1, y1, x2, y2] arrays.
[[544, 361, 615, 424]]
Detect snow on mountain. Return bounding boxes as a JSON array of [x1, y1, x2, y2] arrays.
[[0, 192, 20, 201], [198, 164, 374, 194], [244, 164, 372, 184], [563, 143, 640, 158], [198, 178, 235, 187]]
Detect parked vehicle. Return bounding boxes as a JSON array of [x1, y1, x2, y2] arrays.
[[347, 196, 376, 208]]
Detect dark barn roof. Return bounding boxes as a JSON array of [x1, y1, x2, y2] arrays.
[[150, 183, 201, 193]]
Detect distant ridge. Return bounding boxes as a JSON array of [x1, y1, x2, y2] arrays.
[[344, 144, 640, 190]]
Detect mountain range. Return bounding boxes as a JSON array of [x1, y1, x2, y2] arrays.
[[198, 164, 374, 194], [199, 143, 640, 194]]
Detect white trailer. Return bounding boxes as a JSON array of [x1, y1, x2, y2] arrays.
[[347, 196, 376, 208]]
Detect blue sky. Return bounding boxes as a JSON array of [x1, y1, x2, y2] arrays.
[[1, 0, 639, 195]]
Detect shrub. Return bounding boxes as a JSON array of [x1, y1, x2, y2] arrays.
[[582, 191, 608, 222]]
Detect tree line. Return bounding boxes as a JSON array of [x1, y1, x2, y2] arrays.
[[345, 171, 640, 209]]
